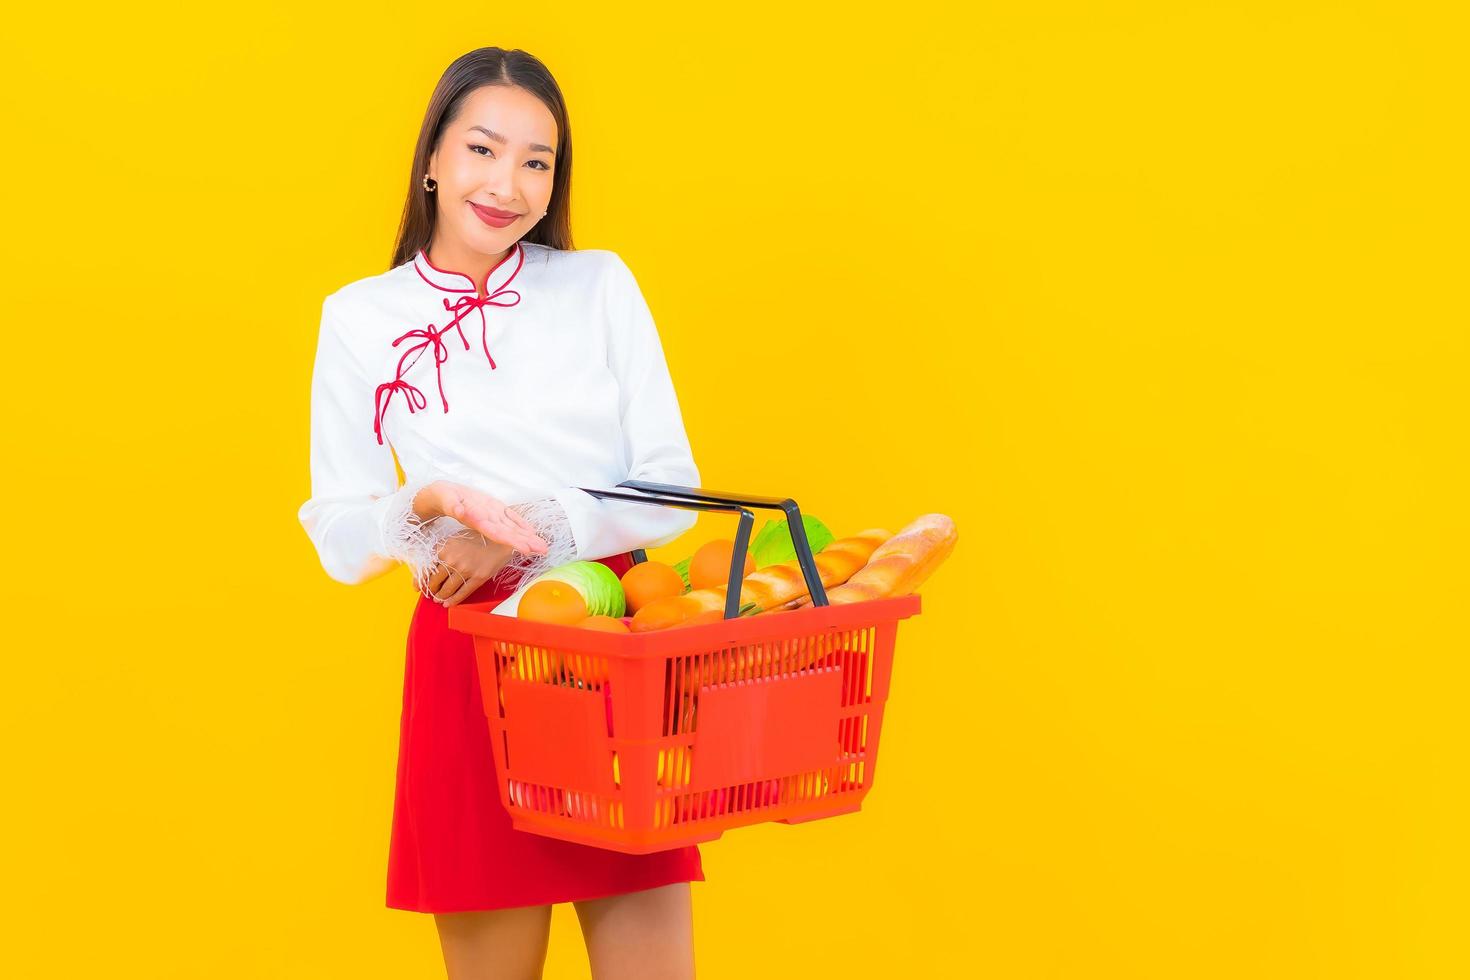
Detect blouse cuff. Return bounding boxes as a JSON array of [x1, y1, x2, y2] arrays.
[[374, 478, 465, 594], [488, 496, 579, 595]]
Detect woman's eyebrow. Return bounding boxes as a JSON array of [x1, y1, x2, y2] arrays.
[[468, 125, 556, 156]]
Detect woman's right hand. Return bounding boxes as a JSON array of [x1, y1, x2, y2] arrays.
[[420, 481, 549, 556], [422, 530, 514, 606]]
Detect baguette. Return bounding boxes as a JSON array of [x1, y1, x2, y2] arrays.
[[789, 514, 957, 608], [629, 529, 891, 631]]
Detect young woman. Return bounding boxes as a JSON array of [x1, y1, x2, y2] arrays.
[[297, 47, 703, 979]]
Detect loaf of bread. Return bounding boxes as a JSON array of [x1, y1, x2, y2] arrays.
[[789, 514, 957, 608], [629, 529, 891, 631]]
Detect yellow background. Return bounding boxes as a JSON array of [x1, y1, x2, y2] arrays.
[[3, 2, 1466, 976]]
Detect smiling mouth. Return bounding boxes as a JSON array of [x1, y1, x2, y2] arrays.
[[470, 202, 521, 219]]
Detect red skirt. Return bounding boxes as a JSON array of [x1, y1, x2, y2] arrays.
[[386, 550, 706, 913]]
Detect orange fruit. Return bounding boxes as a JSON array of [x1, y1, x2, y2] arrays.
[[675, 609, 726, 629], [578, 615, 631, 633], [619, 560, 685, 612], [565, 651, 609, 686], [689, 539, 754, 591], [507, 648, 565, 683], [566, 617, 624, 688], [517, 580, 587, 625], [629, 597, 685, 632]]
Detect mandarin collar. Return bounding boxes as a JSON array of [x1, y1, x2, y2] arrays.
[[374, 241, 528, 446], [412, 241, 526, 296]]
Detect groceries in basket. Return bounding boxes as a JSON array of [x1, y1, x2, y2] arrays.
[[514, 511, 958, 630]]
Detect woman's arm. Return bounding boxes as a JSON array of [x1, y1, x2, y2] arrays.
[[488, 254, 700, 613], [556, 252, 699, 559], [296, 297, 463, 588]]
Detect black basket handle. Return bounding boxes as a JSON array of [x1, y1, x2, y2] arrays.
[[573, 481, 829, 617]]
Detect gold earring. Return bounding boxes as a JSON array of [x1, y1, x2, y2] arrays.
[[422, 175, 437, 192]]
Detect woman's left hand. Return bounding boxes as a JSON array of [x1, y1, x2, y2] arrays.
[[423, 529, 514, 606]]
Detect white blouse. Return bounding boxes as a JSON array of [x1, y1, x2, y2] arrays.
[[296, 240, 700, 614]]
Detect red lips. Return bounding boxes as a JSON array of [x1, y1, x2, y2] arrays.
[[471, 202, 520, 219]]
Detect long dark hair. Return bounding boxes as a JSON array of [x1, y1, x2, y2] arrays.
[[390, 48, 574, 270]]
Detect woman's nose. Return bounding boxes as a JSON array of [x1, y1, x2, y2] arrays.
[[483, 162, 520, 202]]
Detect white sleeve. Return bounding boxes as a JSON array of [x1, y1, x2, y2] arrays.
[[296, 297, 463, 589], [487, 254, 699, 614], [554, 252, 700, 559]]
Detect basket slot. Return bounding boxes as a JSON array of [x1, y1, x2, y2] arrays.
[[665, 766, 830, 826], [563, 790, 619, 827], [689, 668, 843, 791], [506, 780, 623, 829], [862, 626, 875, 701], [502, 679, 617, 795]]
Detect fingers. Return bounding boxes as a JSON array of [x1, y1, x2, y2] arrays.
[[421, 527, 509, 605], [424, 562, 451, 598], [507, 513, 549, 554], [441, 573, 488, 607], [505, 509, 539, 534], [466, 510, 548, 555], [445, 486, 550, 556], [431, 564, 466, 604], [500, 517, 548, 555]]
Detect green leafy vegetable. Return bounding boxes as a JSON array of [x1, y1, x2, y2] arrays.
[[535, 561, 626, 617], [749, 514, 834, 568]]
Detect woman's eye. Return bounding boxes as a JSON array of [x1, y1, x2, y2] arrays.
[[468, 144, 551, 171]]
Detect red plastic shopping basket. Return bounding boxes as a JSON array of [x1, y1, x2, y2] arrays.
[[448, 481, 922, 854]]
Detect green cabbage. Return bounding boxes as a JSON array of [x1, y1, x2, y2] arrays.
[[535, 561, 626, 617]]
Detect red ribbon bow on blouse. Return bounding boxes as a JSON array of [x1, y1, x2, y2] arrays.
[[373, 254, 524, 446]]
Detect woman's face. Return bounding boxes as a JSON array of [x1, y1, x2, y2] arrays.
[[426, 84, 558, 255]]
